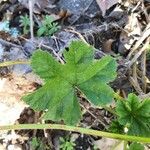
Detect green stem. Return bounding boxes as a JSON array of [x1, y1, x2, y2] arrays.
[[0, 124, 150, 143], [123, 141, 128, 150], [0, 60, 30, 67]]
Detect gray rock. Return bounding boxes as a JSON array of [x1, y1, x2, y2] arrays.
[[57, 0, 101, 24], [23, 41, 36, 56], [58, 0, 93, 15], [6, 47, 31, 75], [0, 43, 4, 60]]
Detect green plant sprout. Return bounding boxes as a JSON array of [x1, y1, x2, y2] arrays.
[[60, 136, 76, 150], [19, 14, 30, 35], [37, 15, 59, 37]]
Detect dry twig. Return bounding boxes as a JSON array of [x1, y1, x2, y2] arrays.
[[129, 76, 144, 95], [127, 38, 150, 68], [29, 0, 35, 41], [127, 23, 150, 59]]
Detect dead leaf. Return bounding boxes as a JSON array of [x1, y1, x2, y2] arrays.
[[102, 39, 114, 53], [94, 138, 121, 150], [0, 75, 35, 126], [18, 0, 51, 13], [96, 0, 119, 16]]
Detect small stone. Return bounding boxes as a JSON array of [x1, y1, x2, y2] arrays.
[[7, 144, 22, 150], [5, 47, 31, 75], [0, 43, 4, 60]]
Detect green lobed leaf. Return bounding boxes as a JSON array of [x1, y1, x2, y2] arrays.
[[23, 40, 117, 125], [116, 93, 150, 137], [31, 50, 61, 80], [128, 142, 144, 150], [43, 89, 81, 125], [108, 120, 124, 134]]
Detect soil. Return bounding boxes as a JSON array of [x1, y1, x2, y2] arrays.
[[0, 0, 150, 150]]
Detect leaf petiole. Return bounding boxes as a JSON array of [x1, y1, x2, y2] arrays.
[[0, 60, 30, 67], [0, 124, 150, 143]]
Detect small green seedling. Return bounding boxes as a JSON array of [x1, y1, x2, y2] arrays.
[[60, 137, 76, 150], [37, 15, 59, 37], [19, 14, 30, 35]]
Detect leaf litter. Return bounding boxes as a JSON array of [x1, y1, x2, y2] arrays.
[[0, 0, 150, 149]]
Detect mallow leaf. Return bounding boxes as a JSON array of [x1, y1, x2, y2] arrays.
[[116, 93, 150, 137], [23, 40, 117, 125], [128, 142, 144, 150], [108, 120, 124, 134]]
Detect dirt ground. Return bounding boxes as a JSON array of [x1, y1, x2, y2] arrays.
[[0, 0, 150, 149]]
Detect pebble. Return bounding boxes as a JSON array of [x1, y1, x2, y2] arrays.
[[6, 47, 31, 75], [0, 43, 4, 60], [57, 0, 101, 24], [7, 144, 22, 150]]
